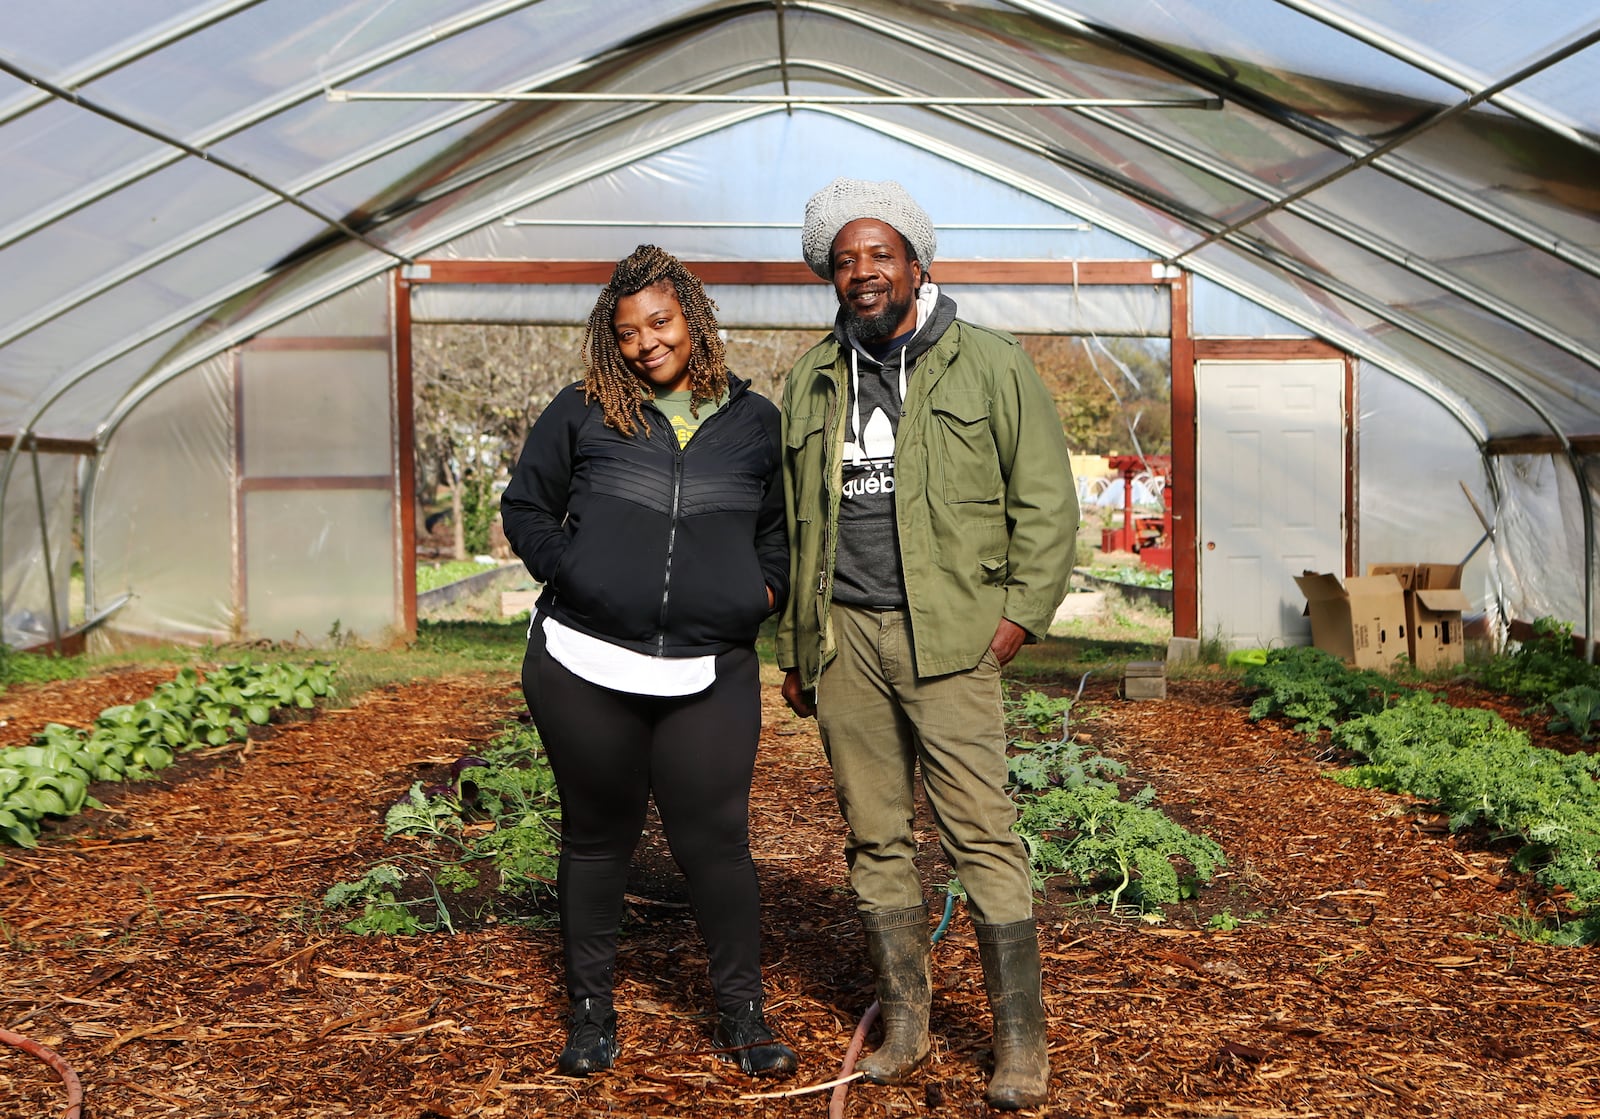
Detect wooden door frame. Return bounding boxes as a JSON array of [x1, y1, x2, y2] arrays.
[[396, 259, 1356, 640]]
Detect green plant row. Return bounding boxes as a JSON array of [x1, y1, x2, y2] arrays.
[[1242, 645, 1411, 738], [322, 721, 560, 934], [1331, 694, 1600, 921], [0, 642, 84, 694], [1086, 565, 1174, 590], [1002, 688, 1227, 916], [415, 559, 506, 594], [0, 660, 336, 852], [1476, 617, 1600, 706], [1242, 636, 1600, 944]]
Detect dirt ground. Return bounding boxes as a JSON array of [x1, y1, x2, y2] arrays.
[[3, 663, 1600, 1119]]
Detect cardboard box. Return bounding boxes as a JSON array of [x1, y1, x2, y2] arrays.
[[1293, 572, 1409, 671], [1367, 563, 1470, 670]]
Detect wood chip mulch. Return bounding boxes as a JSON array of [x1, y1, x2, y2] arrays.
[[2, 665, 1600, 1119]]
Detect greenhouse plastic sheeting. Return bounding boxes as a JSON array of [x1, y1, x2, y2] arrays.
[[0, 1, 1592, 651]]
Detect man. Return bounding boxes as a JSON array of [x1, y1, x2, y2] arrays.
[[777, 177, 1078, 1110]]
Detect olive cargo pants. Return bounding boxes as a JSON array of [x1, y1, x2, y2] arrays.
[[816, 603, 1033, 926]]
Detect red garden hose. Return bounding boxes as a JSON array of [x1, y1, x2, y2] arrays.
[[0, 1027, 83, 1119]]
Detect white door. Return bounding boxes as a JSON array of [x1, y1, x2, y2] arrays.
[[1196, 359, 1344, 649]]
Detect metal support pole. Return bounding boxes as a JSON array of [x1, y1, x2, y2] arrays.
[[28, 437, 62, 654]]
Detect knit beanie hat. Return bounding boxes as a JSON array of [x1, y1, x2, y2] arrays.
[[801, 177, 937, 279]]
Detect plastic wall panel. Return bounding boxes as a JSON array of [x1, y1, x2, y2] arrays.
[[1038, 0, 1460, 105], [14, 327, 198, 444], [240, 350, 391, 478], [415, 110, 1180, 272], [1355, 365, 1492, 614], [0, 451, 75, 650], [412, 281, 1168, 335], [243, 488, 395, 644], [89, 355, 234, 650], [1492, 453, 1594, 640], [259, 274, 389, 338], [1191, 275, 1309, 337]]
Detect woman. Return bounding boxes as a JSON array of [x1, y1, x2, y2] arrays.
[[500, 245, 795, 1079]]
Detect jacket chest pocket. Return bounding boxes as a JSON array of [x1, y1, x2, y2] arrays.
[[785, 409, 827, 521], [929, 390, 1003, 503]]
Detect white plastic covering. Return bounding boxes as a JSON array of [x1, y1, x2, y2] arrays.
[[1355, 364, 1494, 612], [0, 2, 1594, 650], [1, 450, 75, 650], [1495, 455, 1595, 638], [415, 282, 1169, 336]]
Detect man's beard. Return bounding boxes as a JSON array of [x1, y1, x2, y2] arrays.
[[845, 288, 914, 344]]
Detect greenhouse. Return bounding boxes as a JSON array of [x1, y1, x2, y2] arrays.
[[0, 1, 1595, 657]]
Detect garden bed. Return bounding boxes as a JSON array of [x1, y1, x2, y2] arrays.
[[1076, 566, 1175, 612], [2, 661, 1599, 1118]]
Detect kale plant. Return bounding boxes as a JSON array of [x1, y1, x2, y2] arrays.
[[1243, 646, 1411, 739], [1548, 685, 1600, 742], [1477, 617, 1599, 703], [328, 721, 561, 933], [1331, 692, 1600, 911], [1016, 783, 1226, 915]]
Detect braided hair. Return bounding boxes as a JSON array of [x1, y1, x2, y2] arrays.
[[582, 244, 729, 437]]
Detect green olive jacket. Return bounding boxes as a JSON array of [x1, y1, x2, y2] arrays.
[[776, 316, 1079, 686]]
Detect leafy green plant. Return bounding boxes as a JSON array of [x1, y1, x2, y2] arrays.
[[1548, 686, 1600, 742], [324, 721, 561, 933], [1205, 909, 1267, 931], [999, 680, 1225, 916], [1008, 689, 1075, 735], [0, 644, 83, 693], [1016, 782, 1226, 914], [1008, 736, 1125, 794], [1243, 646, 1411, 738], [322, 865, 427, 935], [0, 659, 338, 854], [1330, 692, 1600, 914], [1477, 617, 1598, 703], [1087, 565, 1174, 590]]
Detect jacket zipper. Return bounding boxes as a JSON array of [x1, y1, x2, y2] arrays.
[[818, 370, 842, 598], [652, 390, 735, 652]]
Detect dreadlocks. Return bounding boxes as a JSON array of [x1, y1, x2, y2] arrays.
[[582, 244, 729, 437]]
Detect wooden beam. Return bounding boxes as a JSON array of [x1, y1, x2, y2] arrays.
[[1193, 338, 1343, 360], [410, 259, 1175, 287], [238, 476, 392, 492], [1484, 433, 1600, 456], [0, 435, 97, 455], [1169, 273, 1198, 639], [242, 335, 389, 352], [394, 269, 418, 640]]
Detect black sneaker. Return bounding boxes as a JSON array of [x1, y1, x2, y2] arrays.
[[714, 999, 798, 1077], [557, 997, 618, 1077]]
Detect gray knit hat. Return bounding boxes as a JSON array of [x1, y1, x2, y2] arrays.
[[801, 177, 937, 279]]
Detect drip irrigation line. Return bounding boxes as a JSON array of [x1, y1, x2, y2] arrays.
[[829, 892, 960, 1119], [0, 1027, 83, 1119]]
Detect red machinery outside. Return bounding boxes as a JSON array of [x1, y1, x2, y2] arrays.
[[1097, 454, 1172, 569]]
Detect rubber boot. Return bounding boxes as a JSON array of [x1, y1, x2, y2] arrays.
[[556, 996, 618, 1077], [713, 998, 798, 1077], [976, 918, 1049, 1110], [855, 904, 932, 1084]]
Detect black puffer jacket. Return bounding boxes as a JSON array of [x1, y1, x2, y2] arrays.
[[501, 375, 789, 657]]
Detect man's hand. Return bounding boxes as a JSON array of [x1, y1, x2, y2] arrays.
[[989, 617, 1028, 666], [781, 668, 816, 718]]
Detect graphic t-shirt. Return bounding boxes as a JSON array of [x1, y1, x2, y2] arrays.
[[654, 387, 725, 447], [832, 332, 913, 608]]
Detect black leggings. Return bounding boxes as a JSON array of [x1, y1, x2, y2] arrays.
[[521, 621, 764, 1010]]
